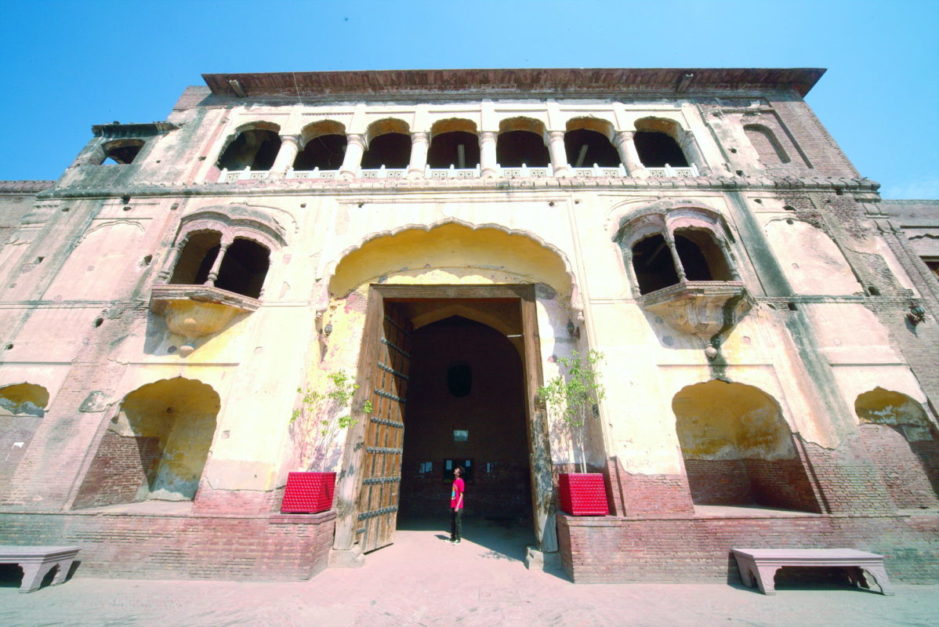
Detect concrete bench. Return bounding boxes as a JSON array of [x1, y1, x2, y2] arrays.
[[731, 548, 893, 596], [0, 545, 81, 593]]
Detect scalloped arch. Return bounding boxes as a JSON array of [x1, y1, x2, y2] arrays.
[[180, 203, 291, 245], [326, 219, 577, 300], [607, 198, 728, 243]]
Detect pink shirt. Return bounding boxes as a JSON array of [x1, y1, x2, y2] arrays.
[[450, 477, 465, 509]]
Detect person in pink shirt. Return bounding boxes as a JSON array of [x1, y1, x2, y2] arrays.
[[449, 466, 465, 543]]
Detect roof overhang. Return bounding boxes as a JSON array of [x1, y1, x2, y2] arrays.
[[202, 68, 825, 100]]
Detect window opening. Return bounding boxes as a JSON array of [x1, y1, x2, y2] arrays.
[[361, 133, 411, 169], [169, 231, 221, 285], [447, 362, 473, 397], [217, 128, 282, 171], [634, 131, 688, 167], [632, 234, 680, 294], [294, 134, 347, 170], [674, 229, 733, 282], [428, 131, 480, 169], [564, 129, 620, 167], [497, 131, 549, 167], [215, 238, 270, 299], [102, 139, 144, 165]]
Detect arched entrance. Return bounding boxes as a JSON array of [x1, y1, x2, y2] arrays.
[[331, 284, 555, 561], [398, 315, 532, 525], [325, 222, 578, 563]]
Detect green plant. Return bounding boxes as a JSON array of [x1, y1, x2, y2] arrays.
[[538, 349, 605, 473], [290, 370, 372, 436]]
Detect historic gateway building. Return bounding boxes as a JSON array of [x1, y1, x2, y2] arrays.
[[0, 69, 937, 583]]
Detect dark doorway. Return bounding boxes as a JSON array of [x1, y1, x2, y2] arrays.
[[398, 315, 533, 525]]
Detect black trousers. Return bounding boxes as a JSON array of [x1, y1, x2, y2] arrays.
[[450, 507, 462, 540]]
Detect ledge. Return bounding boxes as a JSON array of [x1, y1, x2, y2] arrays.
[[639, 280, 751, 339], [150, 285, 259, 356]]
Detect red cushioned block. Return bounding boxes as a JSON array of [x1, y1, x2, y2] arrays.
[[281, 472, 336, 514], [559, 473, 609, 516]]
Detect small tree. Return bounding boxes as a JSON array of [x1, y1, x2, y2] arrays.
[[538, 349, 605, 473], [291, 370, 372, 469]]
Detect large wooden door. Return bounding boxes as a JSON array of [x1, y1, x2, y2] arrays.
[[355, 301, 412, 553]]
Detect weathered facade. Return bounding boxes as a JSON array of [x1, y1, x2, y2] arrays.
[[1, 68, 937, 583]]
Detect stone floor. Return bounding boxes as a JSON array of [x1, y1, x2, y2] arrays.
[[1, 516, 936, 626]]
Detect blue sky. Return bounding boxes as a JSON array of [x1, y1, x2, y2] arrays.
[[1, 0, 937, 198]]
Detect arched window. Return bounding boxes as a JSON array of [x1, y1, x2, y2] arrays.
[[217, 123, 282, 171], [744, 124, 791, 166], [564, 118, 620, 167], [632, 234, 679, 294], [618, 208, 736, 296], [362, 119, 411, 169], [164, 206, 285, 300], [428, 119, 479, 169], [634, 118, 689, 167], [674, 228, 733, 282], [102, 139, 145, 165], [169, 231, 221, 286], [294, 120, 347, 171], [215, 238, 270, 299], [497, 117, 549, 167]]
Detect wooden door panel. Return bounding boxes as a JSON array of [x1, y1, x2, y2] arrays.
[[356, 302, 411, 553]]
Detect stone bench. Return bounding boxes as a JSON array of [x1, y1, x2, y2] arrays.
[[0, 545, 81, 593], [731, 548, 893, 596]]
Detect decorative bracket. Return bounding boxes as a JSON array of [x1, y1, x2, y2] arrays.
[[150, 285, 259, 356], [639, 280, 752, 340]]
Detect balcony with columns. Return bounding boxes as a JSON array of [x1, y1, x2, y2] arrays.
[[215, 120, 703, 185]]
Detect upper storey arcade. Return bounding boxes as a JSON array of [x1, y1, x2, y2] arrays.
[[55, 68, 869, 192]]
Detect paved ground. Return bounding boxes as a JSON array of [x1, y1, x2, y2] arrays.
[[1, 517, 936, 626]]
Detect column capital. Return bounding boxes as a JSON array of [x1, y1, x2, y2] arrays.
[[547, 130, 570, 176], [613, 129, 635, 145], [410, 131, 429, 143], [346, 133, 367, 148]]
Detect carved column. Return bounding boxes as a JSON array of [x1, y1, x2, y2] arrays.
[[407, 131, 429, 178], [160, 236, 189, 282], [340, 133, 366, 179], [271, 135, 301, 173], [679, 129, 706, 175], [479, 131, 498, 178], [547, 131, 571, 176], [663, 230, 687, 281], [204, 238, 232, 287], [614, 131, 646, 177]]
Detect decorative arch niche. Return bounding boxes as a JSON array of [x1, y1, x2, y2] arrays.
[[673, 380, 821, 512], [74, 377, 221, 508], [856, 387, 939, 508]]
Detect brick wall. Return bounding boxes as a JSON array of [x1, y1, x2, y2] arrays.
[[801, 437, 896, 514], [0, 510, 336, 581], [860, 424, 939, 509], [0, 414, 41, 497], [558, 511, 939, 584], [605, 458, 694, 517], [72, 433, 162, 509]]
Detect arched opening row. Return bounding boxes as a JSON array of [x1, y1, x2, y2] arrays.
[[216, 116, 700, 179]]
